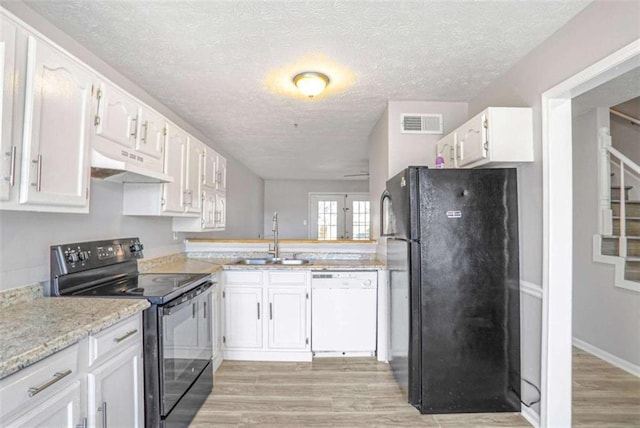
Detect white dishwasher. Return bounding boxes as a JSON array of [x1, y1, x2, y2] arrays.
[[311, 271, 378, 356]]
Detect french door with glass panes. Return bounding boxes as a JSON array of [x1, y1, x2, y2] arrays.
[[309, 193, 370, 240]]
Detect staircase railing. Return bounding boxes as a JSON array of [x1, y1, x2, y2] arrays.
[[599, 127, 640, 257]]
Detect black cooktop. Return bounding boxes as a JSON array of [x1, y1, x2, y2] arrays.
[[71, 272, 210, 304]]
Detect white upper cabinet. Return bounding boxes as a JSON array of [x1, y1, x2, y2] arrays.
[[202, 147, 218, 188], [122, 124, 204, 217], [1, 16, 17, 202], [93, 82, 139, 152], [449, 107, 533, 169], [435, 132, 456, 169], [136, 107, 165, 165], [19, 34, 92, 209], [216, 154, 227, 192], [184, 137, 204, 214], [161, 124, 188, 214], [92, 81, 166, 174]]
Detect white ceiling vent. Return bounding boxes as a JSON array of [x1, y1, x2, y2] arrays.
[[400, 114, 443, 135]]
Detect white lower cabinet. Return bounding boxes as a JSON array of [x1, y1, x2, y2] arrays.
[[0, 313, 143, 428], [223, 270, 311, 361], [87, 345, 142, 428], [211, 281, 224, 371], [6, 381, 82, 428]]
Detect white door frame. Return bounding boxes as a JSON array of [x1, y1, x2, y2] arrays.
[[540, 39, 640, 428]]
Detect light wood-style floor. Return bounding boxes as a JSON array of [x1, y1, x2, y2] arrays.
[[190, 349, 640, 427], [573, 347, 640, 427]]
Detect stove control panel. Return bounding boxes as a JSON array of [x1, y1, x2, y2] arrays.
[[51, 237, 144, 276]]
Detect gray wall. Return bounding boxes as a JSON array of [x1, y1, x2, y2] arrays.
[[368, 105, 390, 243], [263, 180, 368, 239], [0, 3, 264, 290], [368, 101, 468, 242], [572, 108, 640, 366], [467, 0, 640, 418], [611, 114, 640, 166]]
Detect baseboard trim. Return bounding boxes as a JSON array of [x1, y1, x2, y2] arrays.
[[521, 405, 540, 428], [573, 337, 640, 377], [520, 280, 543, 299]]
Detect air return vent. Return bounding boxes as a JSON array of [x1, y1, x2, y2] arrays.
[[400, 113, 443, 135]]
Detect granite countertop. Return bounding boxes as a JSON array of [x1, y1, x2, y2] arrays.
[[0, 297, 149, 379], [140, 255, 386, 273]]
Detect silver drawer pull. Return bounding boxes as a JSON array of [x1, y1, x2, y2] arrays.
[[113, 329, 138, 343], [28, 369, 72, 397]]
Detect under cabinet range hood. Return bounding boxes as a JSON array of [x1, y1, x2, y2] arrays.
[[91, 149, 173, 183]]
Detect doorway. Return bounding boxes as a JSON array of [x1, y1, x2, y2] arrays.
[[308, 193, 370, 240], [541, 40, 640, 427]]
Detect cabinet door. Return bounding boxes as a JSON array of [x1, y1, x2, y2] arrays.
[[435, 132, 456, 168], [184, 138, 204, 214], [267, 287, 308, 350], [88, 347, 143, 428], [162, 124, 187, 213], [215, 193, 226, 230], [20, 35, 91, 208], [224, 286, 263, 349], [456, 112, 487, 167], [136, 107, 165, 167], [202, 189, 216, 229], [1, 17, 17, 202], [202, 148, 218, 188], [93, 81, 138, 151], [216, 155, 227, 192], [5, 381, 82, 428]]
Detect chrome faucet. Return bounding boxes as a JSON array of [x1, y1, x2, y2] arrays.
[[267, 212, 279, 259]]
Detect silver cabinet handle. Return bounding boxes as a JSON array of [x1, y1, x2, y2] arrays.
[[141, 121, 148, 144], [97, 401, 107, 428], [113, 329, 138, 343], [76, 416, 87, 428], [28, 369, 72, 397], [269, 302, 273, 320], [130, 116, 138, 140], [203, 301, 207, 319], [31, 154, 42, 191], [257, 302, 260, 320], [6, 146, 16, 186]]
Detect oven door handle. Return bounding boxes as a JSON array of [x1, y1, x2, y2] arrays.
[[162, 281, 213, 315]]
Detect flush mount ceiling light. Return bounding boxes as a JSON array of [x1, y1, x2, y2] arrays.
[[293, 72, 330, 98]]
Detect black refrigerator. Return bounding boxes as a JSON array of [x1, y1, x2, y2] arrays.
[[383, 167, 520, 414]]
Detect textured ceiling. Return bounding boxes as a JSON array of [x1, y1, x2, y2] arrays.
[[24, 0, 591, 180]]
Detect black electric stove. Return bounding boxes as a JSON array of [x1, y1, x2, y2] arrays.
[[49, 237, 214, 428], [68, 272, 210, 303]]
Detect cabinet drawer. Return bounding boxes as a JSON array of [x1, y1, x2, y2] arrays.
[[267, 271, 308, 286], [0, 342, 79, 422], [224, 271, 263, 285], [88, 314, 141, 366]]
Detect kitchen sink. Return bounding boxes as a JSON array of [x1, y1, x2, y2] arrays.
[[234, 258, 274, 265], [278, 259, 310, 265], [232, 258, 311, 265]]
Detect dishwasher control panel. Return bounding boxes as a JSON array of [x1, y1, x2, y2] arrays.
[[312, 271, 377, 288]]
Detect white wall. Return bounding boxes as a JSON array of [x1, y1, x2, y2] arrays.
[[572, 108, 640, 366], [0, 4, 265, 290], [467, 0, 640, 420], [263, 180, 368, 238]]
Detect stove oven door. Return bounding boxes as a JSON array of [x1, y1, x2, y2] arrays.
[[160, 284, 213, 418]]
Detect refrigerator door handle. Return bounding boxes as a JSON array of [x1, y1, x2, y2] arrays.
[[380, 190, 395, 237]]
